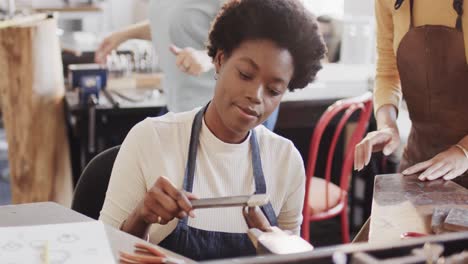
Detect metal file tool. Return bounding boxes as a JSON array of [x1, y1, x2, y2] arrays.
[[191, 194, 269, 209]]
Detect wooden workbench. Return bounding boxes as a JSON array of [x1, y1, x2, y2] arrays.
[[369, 174, 468, 244], [2, 201, 468, 263]]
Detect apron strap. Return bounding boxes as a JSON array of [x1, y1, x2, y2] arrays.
[[399, 0, 464, 31], [394, 0, 414, 30], [395, 0, 405, 10], [180, 106, 206, 225], [250, 130, 266, 193], [260, 204, 278, 226], [250, 130, 278, 226], [183, 106, 206, 192], [453, 0, 464, 31], [409, 0, 415, 28]]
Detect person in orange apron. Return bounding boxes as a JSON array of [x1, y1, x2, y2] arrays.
[[354, 0, 468, 182]]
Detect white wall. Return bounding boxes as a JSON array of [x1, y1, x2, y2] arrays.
[[105, 0, 149, 31], [340, 0, 376, 64], [302, 0, 344, 18], [344, 0, 375, 17]]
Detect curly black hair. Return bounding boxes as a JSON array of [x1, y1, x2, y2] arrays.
[[207, 0, 327, 91]]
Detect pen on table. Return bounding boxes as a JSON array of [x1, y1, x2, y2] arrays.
[[119, 253, 186, 264], [43, 240, 49, 264]]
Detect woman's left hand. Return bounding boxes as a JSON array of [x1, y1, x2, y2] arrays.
[[243, 206, 272, 232], [402, 146, 468, 181]]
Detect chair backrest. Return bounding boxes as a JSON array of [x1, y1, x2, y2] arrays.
[[303, 92, 373, 213], [71, 146, 120, 219]]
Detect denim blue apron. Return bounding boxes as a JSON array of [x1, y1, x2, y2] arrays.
[[158, 105, 278, 260]]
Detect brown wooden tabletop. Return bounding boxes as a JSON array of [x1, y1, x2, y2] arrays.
[[3, 202, 466, 263], [368, 174, 468, 244], [0, 202, 195, 263]]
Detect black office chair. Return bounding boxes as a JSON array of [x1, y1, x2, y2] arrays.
[[71, 146, 120, 219]]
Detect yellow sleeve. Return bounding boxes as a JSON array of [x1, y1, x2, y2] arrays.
[[374, 0, 402, 113]]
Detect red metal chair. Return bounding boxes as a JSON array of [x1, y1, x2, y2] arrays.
[[301, 92, 373, 243]]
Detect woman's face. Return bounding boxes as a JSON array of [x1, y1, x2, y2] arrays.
[[212, 39, 294, 136]]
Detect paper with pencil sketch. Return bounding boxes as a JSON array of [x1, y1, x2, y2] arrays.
[[0, 221, 115, 264]]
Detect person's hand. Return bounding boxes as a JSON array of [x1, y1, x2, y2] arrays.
[[137, 176, 198, 225], [169, 44, 213, 76], [402, 146, 468, 181], [242, 206, 272, 232], [354, 125, 401, 171], [95, 32, 127, 64]]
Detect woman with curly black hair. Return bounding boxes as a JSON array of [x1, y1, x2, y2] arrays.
[[100, 0, 326, 260]]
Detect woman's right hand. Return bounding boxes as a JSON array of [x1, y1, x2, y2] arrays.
[[137, 176, 197, 225], [94, 32, 126, 64], [243, 206, 272, 232], [354, 125, 401, 171]]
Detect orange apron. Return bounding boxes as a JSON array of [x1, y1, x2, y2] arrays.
[[396, 0, 468, 180]]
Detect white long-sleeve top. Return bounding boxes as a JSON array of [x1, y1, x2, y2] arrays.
[[99, 108, 305, 244]]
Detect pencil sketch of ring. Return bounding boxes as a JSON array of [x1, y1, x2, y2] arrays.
[[57, 233, 79, 243]]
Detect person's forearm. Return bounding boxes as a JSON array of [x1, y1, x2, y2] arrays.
[[457, 135, 468, 150], [117, 20, 152, 41], [375, 104, 398, 130], [121, 204, 150, 239]]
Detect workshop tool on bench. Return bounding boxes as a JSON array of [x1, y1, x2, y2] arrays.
[[68, 64, 109, 106], [241, 203, 314, 255], [441, 250, 468, 264], [191, 194, 269, 209], [443, 208, 468, 232], [431, 207, 468, 234], [350, 242, 444, 264], [350, 243, 468, 264], [247, 227, 314, 255], [68, 64, 118, 154], [431, 208, 452, 234], [87, 94, 98, 154]]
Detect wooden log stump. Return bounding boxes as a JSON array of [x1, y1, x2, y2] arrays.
[[0, 15, 72, 206]]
